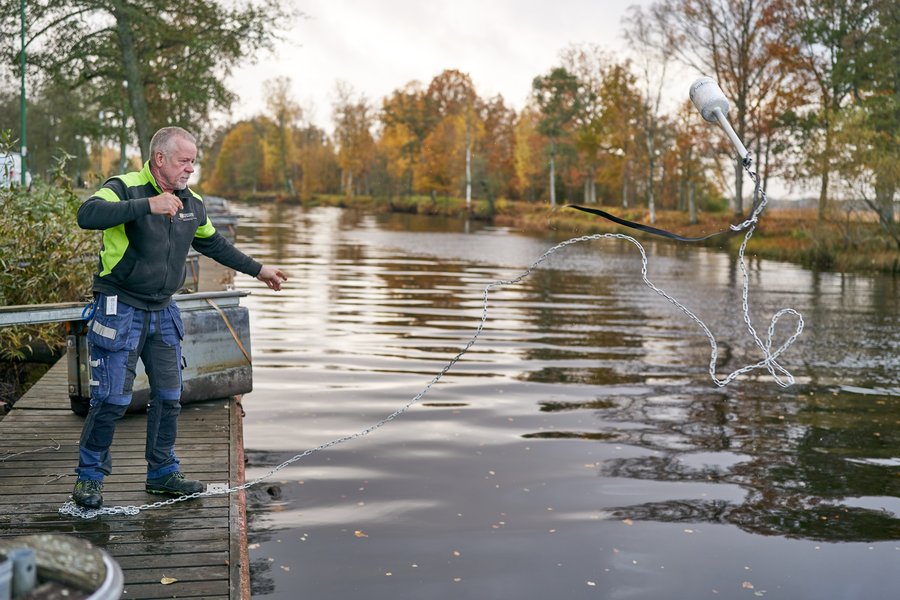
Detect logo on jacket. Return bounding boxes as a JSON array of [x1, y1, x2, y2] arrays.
[[177, 212, 196, 221]]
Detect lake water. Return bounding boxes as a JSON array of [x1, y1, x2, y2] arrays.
[[227, 203, 899, 599]]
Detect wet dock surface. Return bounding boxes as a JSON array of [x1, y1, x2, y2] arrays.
[[0, 360, 248, 599]]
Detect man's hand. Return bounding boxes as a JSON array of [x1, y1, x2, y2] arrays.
[[257, 265, 287, 291], [149, 192, 184, 217]]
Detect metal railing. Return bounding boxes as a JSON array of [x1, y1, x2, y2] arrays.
[[0, 290, 249, 327]]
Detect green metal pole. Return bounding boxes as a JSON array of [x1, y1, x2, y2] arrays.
[[20, 0, 26, 187]]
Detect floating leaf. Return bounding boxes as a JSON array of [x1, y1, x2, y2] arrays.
[[622, 518, 634, 526], [354, 530, 368, 538], [742, 582, 754, 590]]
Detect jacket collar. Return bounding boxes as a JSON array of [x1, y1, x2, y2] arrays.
[[142, 161, 162, 193], [142, 160, 191, 198]]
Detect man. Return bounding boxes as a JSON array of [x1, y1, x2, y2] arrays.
[[72, 126, 286, 509]]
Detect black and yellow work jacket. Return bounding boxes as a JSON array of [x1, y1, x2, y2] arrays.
[[78, 162, 261, 310]]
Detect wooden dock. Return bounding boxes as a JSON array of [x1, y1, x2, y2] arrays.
[[0, 359, 249, 599]]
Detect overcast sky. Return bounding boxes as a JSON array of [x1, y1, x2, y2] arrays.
[[226, 0, 658, 131]]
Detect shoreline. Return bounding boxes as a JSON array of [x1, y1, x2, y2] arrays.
[[221, 192, 900, 275]]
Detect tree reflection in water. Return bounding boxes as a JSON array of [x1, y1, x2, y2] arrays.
[[535, 387, 900, 542]]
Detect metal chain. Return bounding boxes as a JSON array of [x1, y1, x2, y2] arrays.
[[59, 159, 802, 519], [0, 438, 61, 462]]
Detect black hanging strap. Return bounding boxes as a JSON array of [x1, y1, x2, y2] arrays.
[[565, 205, 733, 243]]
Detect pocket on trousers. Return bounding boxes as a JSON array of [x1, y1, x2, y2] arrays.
[[87, 299, 135, 352], [162, 303, 185, 345], [88, 356, 110, 402]]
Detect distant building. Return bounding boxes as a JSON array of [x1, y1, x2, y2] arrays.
[[0, 152, 32, 188]]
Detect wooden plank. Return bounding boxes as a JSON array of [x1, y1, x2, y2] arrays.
[[103, 539, 229, 557], [115, 551, 228, 569], [13, 360, 69, 410], [0, 460, 227, 476], [118, 565, 229, 585], [229, 393, 249, 600], [122, 579, 230, 598], [0, 469, 227, 487], [0, 495, 232, 508], [0, 516, 230, 535], [0, 359, 248, 599], [0, 507, 230, 520]]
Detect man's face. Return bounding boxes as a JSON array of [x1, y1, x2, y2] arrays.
[[154, 136, 197, 192]]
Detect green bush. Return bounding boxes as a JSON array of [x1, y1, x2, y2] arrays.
[[701, 195, 729, 213], [0, 138, 95, 360]]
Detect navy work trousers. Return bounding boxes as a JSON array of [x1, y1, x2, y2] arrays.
[[76, 294, 186, 481]]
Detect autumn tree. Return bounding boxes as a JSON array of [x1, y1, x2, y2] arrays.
[[513, 106, 546, 202], [479, 95, 517, 202], [332, 82, 375, 198], [294, 124, 340, 199], [425, 69, 479, 208], [264, 77, 301, 195], [376, 116, 415, 197], [650, 0, 797, 216], [561, 44, 611, 206], [206, 119, 267, 196], [623, 4, 677, 223], [596, 62, 643, 208], [672, 100, 728, 221], [532, 67, 580, 207], [380, 82, 434, 195], [419, 113, 466, 200]]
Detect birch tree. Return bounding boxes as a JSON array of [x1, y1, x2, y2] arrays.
[[332, 82, 375, 198], [264, 77, 301, 196], [623, 5, 675, 224]]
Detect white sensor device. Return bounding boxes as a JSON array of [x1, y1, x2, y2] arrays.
[[689, 76, 749, 161]]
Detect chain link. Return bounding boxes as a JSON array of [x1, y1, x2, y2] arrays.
[[59, 159, 802, 519]]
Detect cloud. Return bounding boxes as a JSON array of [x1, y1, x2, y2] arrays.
[[226, 0, 650, 129]]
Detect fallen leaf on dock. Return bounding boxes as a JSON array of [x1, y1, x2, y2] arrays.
[[161, 577, 178, 585]]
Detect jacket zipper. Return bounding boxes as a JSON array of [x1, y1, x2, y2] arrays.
[[160, 212, 174, 295]]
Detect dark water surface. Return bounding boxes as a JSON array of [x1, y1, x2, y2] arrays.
[[229, 203, 899, 599]]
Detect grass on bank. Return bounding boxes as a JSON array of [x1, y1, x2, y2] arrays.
[[233, 191, 899, 274]]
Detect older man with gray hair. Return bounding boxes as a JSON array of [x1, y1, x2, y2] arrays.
[[71, 126, 286, 509]]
